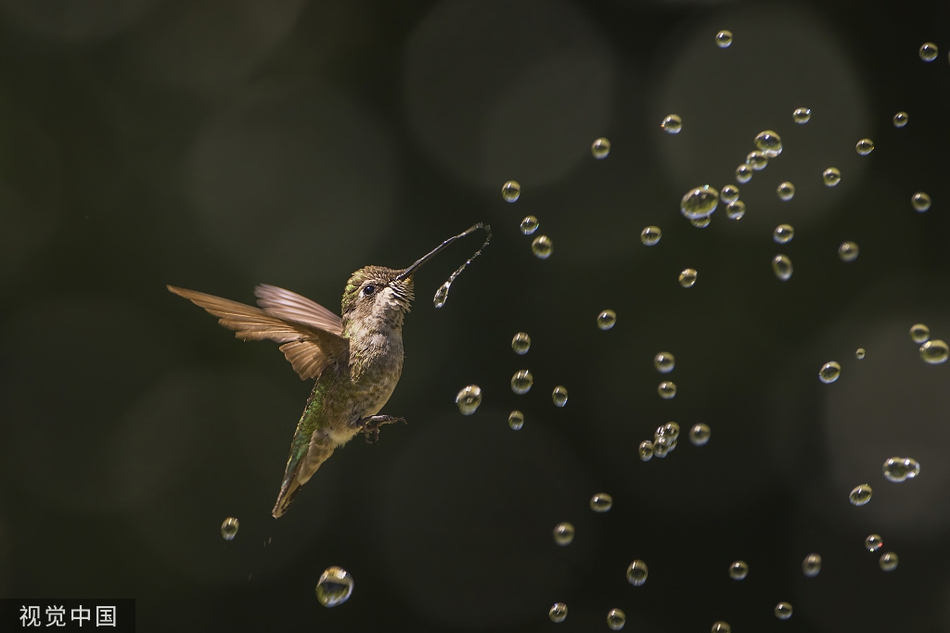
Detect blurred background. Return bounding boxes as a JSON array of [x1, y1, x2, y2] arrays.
[[1, 0, 949, 630]]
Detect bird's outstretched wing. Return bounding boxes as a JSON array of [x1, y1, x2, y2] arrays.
[[167, 285, 346, 380]]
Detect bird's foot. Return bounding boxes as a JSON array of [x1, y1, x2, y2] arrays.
[[359, 415, 406, 444]]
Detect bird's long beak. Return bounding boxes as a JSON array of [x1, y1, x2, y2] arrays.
[[395, 223, 490, 281]]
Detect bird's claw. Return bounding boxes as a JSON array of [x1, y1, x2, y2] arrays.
[[360, 415, 406, 444]]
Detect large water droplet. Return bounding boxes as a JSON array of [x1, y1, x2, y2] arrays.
[[865, 534, 883, 552], [855, 138, 874, 155], [802, 553, 822, 577], [654, 351, 675, 373], [838, 241, 859, 262], [433, 281, 451, 308], [711, 621, 732, 633], [607, 609, 626, 631], [511, 332, 531, 355], [221, 517, 239, 541], [501, 180, 521, 202], [531, 235, 553, 259], [658, 381, 677, 399], [626, 559, 648, 586], [893, 111, 909, 128], [773, 224, 794, 244], [597, 310, 617, 330], [549, 603, 568, 623], [729, 560, 749, 580], [819, 361, 841, 384], [883, 457, 921, 482], [679, 268, 698, 288], [721, 184, 739, 203], [691, 216, 711, 229], [316, 566, 354, 607], [715, 30, 733, 48], [735, 164, 753, 183], [792, 107, 812, 124], [754, 130, 783, 157], [590, 492, 613, 512], [910, 323, 930, 343], [552, 386, 568, 407], [919, 42, 938, 62], [689, 423, 711, 446], [879, 552, 899, 571], [639, 441, 654, 462], [511, 369, 534, 395], [508, 410, 524, 431], [455, 385, 482, 415], [520, 216, 539, 235], [912, 192, 931, 212], [850, 484, 872, 506], [774, 602, 793, 620], [726, 200, 746, 220], [920, 339, 949, 364], [680, 185, 720, 219], [661, 114, 683, 134], [772, 255, 793, 281], [641, 226, 662, 246], [553, 522, 574, 546], [823, 167, 841, 187], [777, 182, 795, 201], [746, 151, 768, 171], [591, 137, 611, 159]]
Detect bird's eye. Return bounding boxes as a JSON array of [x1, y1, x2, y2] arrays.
[[362, 285, 376, 296]]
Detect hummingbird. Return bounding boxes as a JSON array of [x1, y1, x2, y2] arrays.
[[168, 224, 490, 518]]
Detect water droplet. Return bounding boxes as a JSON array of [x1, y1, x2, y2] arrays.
[[838, 241, 859, 262], [531, 235, 553, 259], [802, 553, 822, 577], [819, 361, 841, 384], [919, 42, 938, 62], [455, 385, 482, 415], [511, 332, 531, 355], [735, 164, 752, 183], [653, 442, 669, 458], [792, 107, 812, 124], [855, 138, 874, 155], [553, 522, 574, 546], [774, 602, 793, 620], [658, 381, 677, 399], [691, 216, 712, 228], [552, 386, 568, 407], [893, 111, 909, 128], [661, 114, 683, 134], [746, 151, 769, 171], [879, 552, 899, 571], [510, 369, 534, 395], [501, 180, 521, 202], [626, 559, 649, 586], [729, 560, 749, 580], [721, 184, 739, 203], [639, 441, 654, 462], [865, 534, 883, 552], [607, 608, 626, 630], [433, 281, 451, 308], [754, 130, 783, 157], [549, 602, 568, 623], [315, 566, 354, 607], [777, 182, 795, 201], [658, 421, 680, 441], [849, 484, 872, 506], [520, 216, 539, 235], [912, 192, 931, 212], [715, 30, 733, 47], [711, 621, 732, 633], [508, 410, 524, 430], [773, 224, 794, 244], [590, 492, 613, 512], [679, 268, 698, 288], [726, 200, 746, 220], [910, 323, 930, 343], [221, 517, 239, 541], [920, 339, 949, 364], [680, 185, 719, 219], [591, 137, 611, 159], [654, 351, 675, 373], [883, 457, 921, 482], [855, 347, 867, 360], [689, 423, 711, 446], [823, 167, 841, 187], [597, 310, 617, 330], [772, 255, 793, 281], [640, 226, 662, 246]]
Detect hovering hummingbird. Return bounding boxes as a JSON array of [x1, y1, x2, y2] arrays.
[[168, 224, 490, 518]]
